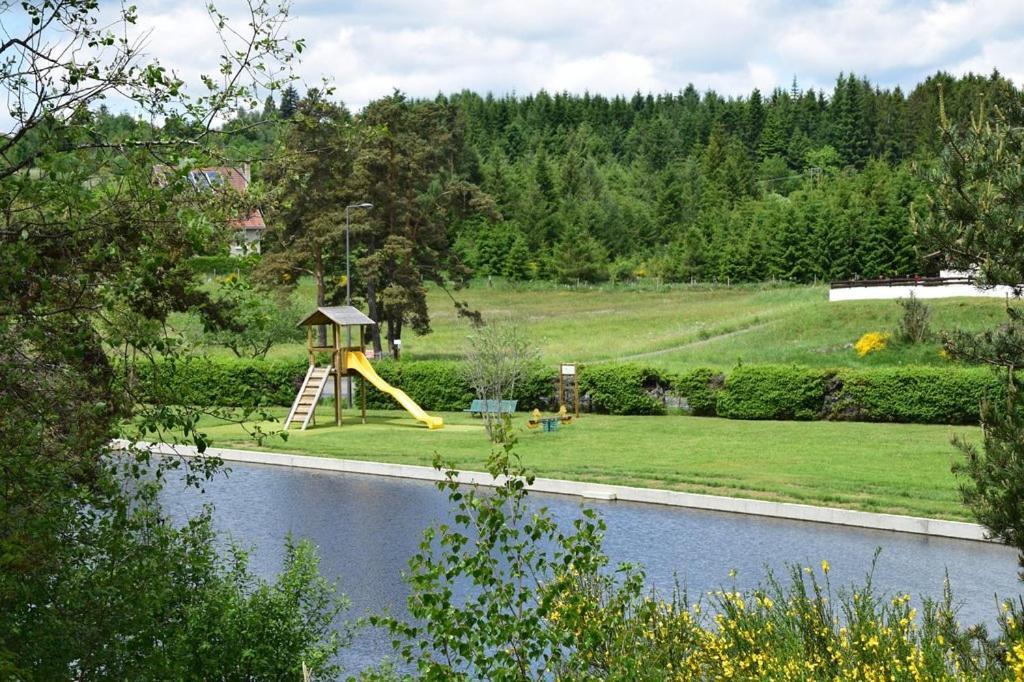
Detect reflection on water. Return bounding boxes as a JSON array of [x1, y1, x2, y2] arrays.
[[160, 461, 1021, 675]]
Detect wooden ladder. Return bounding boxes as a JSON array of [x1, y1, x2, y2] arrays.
[[284, 365, 331, 430]]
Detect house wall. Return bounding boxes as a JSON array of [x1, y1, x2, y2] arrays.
[[229, 229, 262, 256], [830, 283, 1020, 302]]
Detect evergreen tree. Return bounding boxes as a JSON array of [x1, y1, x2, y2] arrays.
[[279, 85, 299, 119], [262, 93, 277, 118], [744, 88, 766, 156], [758, 104, 790, 161], [828, 74, 871, 167], [503, 231, 531, 281], [551, 224, 607, 283]]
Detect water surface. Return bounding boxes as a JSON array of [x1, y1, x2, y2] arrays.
[[160, 461, 1022, 674]]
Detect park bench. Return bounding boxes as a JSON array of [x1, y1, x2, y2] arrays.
[[464, 399, 518, 416]]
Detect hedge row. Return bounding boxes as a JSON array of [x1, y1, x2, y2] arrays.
[[135, 357, 1006, 425], [134, 358, 671, 415], [134, 357, 305, 407], [693, 364, 1004, 424]]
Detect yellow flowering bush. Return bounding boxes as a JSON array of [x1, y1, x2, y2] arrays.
[[855, 331, 890, 357], [543, 563, 1019, 681]]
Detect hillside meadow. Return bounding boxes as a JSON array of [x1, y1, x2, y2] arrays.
[[181, 277, 1010, 372]]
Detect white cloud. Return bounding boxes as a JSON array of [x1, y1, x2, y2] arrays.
[[47, 0, 1024, 117]]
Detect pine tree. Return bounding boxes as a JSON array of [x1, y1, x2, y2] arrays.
[[262, 93, 277, 118], [758, 105, 790, 161], [551, 223, 607, 283], [828, 74, 871, 167], [745, 88, 766, 156], [503, 232, 531, 281], [279, 85, 299, 119]]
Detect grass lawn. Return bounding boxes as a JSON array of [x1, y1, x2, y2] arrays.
[[189, 406, 980, 521], [181, 278, 1008, 372]]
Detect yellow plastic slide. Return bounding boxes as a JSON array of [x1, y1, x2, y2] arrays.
[[344, 351, 444, 429]]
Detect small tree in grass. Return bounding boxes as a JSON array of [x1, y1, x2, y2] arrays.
[[463, 320, 537, 440], [202, 275, 304, 358], [896, 292, 932, 344]]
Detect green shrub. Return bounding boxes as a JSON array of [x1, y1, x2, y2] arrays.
[[135, 357, 306, 407], [716, 365, 831, 420], [672, 367, 722, 416], [578, 364, 668, 415], [361, 360, 474, 412], [514, 364, 559, 410], [363, 361, 556, 412], [188, 254, 260, 276], [835, 366, 1003, 425], [135, 356, 1002, 426]]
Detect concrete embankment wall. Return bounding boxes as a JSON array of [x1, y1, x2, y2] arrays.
[[120, 441, 991, 544]]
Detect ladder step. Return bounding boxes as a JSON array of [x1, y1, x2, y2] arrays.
[[285, 365, 334, 431]]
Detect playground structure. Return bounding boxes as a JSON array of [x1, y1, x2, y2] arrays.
[[527, 406, 574, 432], [284, 306, 443, 430]]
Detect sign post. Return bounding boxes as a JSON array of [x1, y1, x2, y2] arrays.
[[559, 363, 579, 418]]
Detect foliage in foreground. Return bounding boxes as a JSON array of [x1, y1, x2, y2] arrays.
[[2, 445, 347, 680], [0, 0, 345, 676], [372, 423, 1024, 680], [920, 97, 1024, 576]]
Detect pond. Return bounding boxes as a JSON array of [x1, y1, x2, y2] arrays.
[[160, 460, 1022, 675]]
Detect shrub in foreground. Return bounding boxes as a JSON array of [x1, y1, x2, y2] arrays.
[[134, 357, 306, 407]]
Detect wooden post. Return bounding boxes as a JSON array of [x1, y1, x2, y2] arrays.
[[333, 323, 342, 426], [358, 324, 367, 423]]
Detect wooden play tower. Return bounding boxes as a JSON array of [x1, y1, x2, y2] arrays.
[[286, 305, 374, 429], [285, 305, 443, 430]]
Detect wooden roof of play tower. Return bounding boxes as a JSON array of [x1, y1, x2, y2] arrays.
[[297, 306, 375, 327]]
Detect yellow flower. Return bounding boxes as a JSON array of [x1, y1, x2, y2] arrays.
[[854, 331, 890, 357], [821, 559, 830, 574]]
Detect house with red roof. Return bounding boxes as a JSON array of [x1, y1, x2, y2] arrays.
[[186, 164, 266, 256]]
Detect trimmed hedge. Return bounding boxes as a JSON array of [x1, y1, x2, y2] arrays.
[[671, 364, 1005, 425], [716, 365, 831, 420], [135, 355, 1006, 425], [673, 367, 723, 416], [835, 367, 1004, 425], [578, 364, 669, 415], [360, 360, 474, 412], [135, 357, 305, 407]]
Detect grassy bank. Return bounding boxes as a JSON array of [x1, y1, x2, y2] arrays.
[[181, 278, 1007, 371], [188, 406, 979, 521]]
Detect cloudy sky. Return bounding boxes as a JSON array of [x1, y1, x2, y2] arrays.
[[132, 0, 1024, 109]]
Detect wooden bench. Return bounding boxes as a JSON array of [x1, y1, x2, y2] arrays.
[[464, 399, 518, 416]]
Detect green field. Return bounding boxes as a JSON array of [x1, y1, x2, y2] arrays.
[[183, 278, 1007, 372], [189, 406, 979, 521]]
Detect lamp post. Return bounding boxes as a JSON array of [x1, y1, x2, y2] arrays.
[[345, 202, 373, 408]]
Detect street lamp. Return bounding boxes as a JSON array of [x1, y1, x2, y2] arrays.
[[344, 202, 373, 408]]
